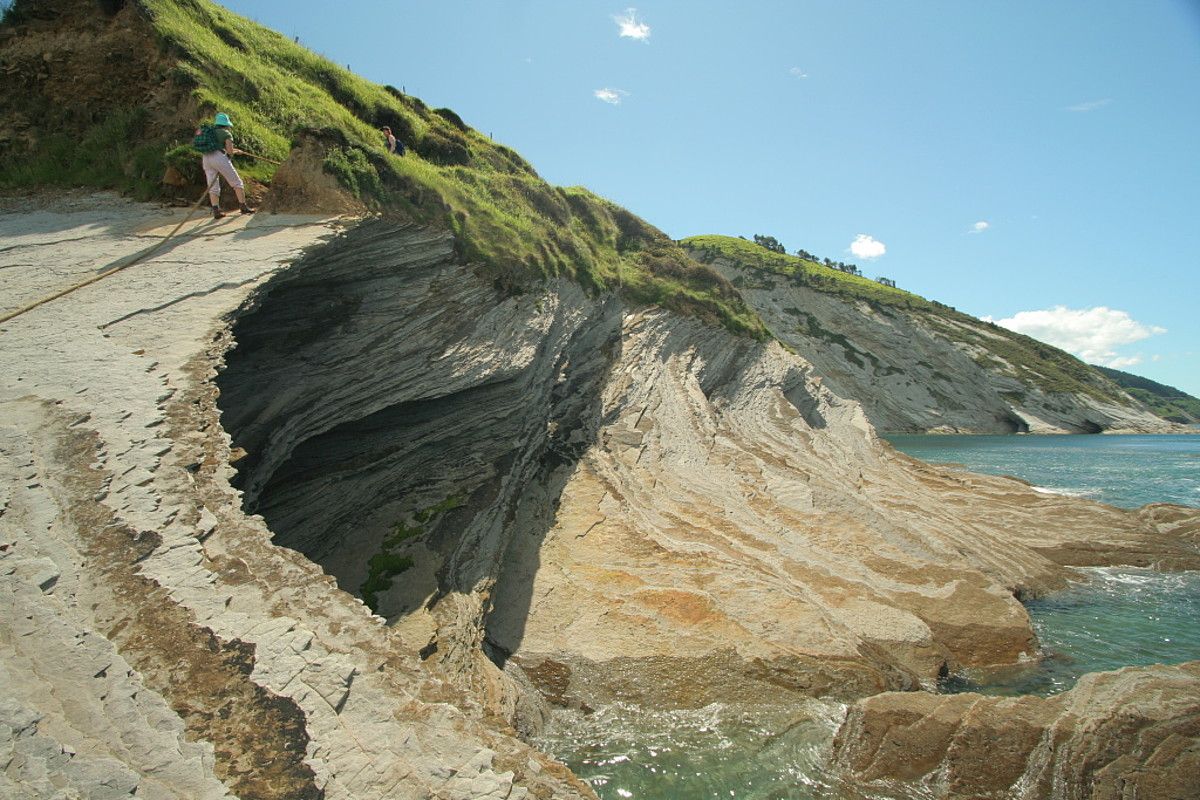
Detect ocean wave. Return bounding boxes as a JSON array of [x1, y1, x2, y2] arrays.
[[1031, 485, 1098, 499]]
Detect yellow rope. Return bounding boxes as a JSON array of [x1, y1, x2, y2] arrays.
[[0, 176, 220, 326], [0, 147, 287, 326]]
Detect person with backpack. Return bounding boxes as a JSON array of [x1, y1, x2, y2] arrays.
[[381, 125, 405, 156], [194, 112, 255, 219]]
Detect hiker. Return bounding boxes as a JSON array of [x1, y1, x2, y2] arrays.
[[382, 125, 405, 156], [195, 112, 255, 219]]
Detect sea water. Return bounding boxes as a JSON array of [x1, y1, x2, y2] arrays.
[[883, 433, 1200, 509], [536, 434, 1200, 799]]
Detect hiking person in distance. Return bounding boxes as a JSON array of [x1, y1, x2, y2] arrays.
[[195, 112, 255, 219], [382, 125, 405, 156]]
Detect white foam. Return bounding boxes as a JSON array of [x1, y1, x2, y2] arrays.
[[1031, 485, 1092, 498]]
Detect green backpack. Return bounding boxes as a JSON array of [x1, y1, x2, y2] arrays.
[[192, 124, 222, 153]]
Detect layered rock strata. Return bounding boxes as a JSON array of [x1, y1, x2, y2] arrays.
[[215, 214, 1200, 726], [0, 196, 594, 799], [4, 197, 1198, 798], [696, 250, 1177, 434], [833, 661, 1200, 799]]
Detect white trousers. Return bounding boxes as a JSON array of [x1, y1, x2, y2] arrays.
[[201, 151, 244, 202]]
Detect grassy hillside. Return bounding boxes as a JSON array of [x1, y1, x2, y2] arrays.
[[1094, 367, 1200, 423], [685, 235, 1134, 403], [0, 0, 766, 338], [0, 0, 1174, 419]]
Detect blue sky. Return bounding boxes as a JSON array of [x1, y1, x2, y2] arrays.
[[221, 0, 1200, 396]]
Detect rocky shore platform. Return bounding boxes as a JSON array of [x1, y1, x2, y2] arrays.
[[2, 194, 1197, 798]]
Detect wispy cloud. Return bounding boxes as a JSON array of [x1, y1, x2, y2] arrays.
[[987, 305, 1166, 367], [594, 87, 629, 105], [1066, 98, 1112, 112], [970, 220, 990, 234], [614, 8, 651, 41], [849, 234, 886, 260], [789, 67, 808, 79]]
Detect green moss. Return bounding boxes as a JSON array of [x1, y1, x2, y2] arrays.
[[1001, 390, 1027, 404], [359, 553, 414, 612], [383, 520, 423, 549], [359, 493, 471, 612], [794, 311, 871, 369], [414, 493, 466, 524]]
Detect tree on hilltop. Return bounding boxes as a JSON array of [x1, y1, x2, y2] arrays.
[[753, 234, 786, 254]]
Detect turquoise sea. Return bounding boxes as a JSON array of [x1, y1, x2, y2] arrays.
[[884, 432, 1200, 509], [536, 434, 1200, 799]]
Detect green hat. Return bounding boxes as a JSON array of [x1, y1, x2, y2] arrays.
[[214, 112, 233, 127]]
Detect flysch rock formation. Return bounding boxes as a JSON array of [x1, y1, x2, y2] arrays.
[[3, 195, 1199, 798], [0, 194, 595, 800], [694, 249, 1177, 434], [210, 210, 1200, 792], [833, 661, 1200, 799]]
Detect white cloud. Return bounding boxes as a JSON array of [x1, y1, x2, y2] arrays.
[[789, 67, 808, 79], [970, 220, 989, 234], [849, 234, 886, 260], [614, 8, 650, 40], [594, 87, 629, 105], [989, 306, 1167, 367], [1066, 98, 1112, 112]]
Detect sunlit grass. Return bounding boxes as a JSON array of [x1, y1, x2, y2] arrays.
[[686, 234, 1126, 401], [134, 0, 765, 334]]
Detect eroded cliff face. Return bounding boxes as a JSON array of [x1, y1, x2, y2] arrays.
[[698, 253, 1175, 434], [4, 199, 1198, 799], [0, 198, 596, 800], [216, 218, 1199, 733]]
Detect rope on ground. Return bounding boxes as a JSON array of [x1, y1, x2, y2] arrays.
[[240, 150, 283, 166], [0, 176, 220, 326]]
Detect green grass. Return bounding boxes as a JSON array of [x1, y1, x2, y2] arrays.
[[414, 493, 466, 524], [0, 0, 766, 338], [0, 106, 169, 198], [359, 494, 468, 612], [686, 234, 1132, 404], [1094, 366, 1200, 423], [684, 234, 938, 311]]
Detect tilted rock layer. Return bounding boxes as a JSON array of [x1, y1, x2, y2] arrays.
[[217, 217, 1198, 724], [0, 197, 594, 799], [695, 249, 1179, 434], [833, 661, 1200, 799], [3, 198, 1198, 797]]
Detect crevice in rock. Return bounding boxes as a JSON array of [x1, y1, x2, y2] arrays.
[[998, 411, 1030, 433], [215, 221, 622, 641]]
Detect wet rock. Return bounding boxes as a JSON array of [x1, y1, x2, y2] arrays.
[[832, 661, 1200, 799]]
